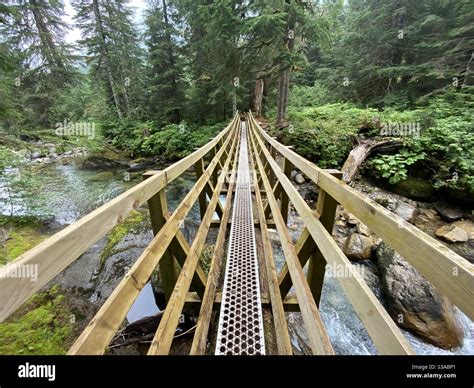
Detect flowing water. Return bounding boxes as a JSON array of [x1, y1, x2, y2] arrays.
[[1, 158, 472, 355]]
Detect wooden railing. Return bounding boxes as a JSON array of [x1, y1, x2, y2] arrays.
[[0, 114, 240, 323], [247, 111, 474, 354]]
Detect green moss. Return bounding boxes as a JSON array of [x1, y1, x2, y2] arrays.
[[0, 217, 48, 265], [199, 244, 215, 276], [99, 210, 147, 267], [0, 286, 73, 355]]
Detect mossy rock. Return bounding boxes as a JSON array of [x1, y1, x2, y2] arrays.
[[0, 286, 73, 355], [391, 178, 433, 201], [99, 210, 148, 268], [0, 217, 48, 265]]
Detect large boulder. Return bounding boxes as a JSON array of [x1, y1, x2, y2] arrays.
[[435, 224, 469, 243], [81, 155, 127, 170], [434, 203, 464, 222], [376, 242, 464, 349], [343, 233, 374, 261], [453, 220, 474, 240], [392, 178, 433, 200]]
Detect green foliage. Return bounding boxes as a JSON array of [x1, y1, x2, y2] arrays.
[[101, 119, 153, 156], [141, 122, 223, 161], [0, 286, 72, 355], [280, 103, 376, 168], [417, 114, 474, 193], [49, 78, 109, 124], [370, 149, 425, 184], [288, 83, 330, 108]]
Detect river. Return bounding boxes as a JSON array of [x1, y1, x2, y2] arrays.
[[0, 158, 472, 355]]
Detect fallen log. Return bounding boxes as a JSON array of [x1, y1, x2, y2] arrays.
[[341, 138, 401, 182]]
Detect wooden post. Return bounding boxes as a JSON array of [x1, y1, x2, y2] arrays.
[[143, 171, 178, 303], [280, 157, 293, 224], [306, 170, 342, 306], [194, 158, 208, 220], [209, 143, 218, 187], [269, 138, 277, 186]]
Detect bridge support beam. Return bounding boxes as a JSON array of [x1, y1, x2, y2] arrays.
[[143, 172, 178, 303]]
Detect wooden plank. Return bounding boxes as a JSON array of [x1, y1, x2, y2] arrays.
[[209, 142, 218, 187], [249, 142, 293, 355], [307, 172, 342, 306], [280, 157, 293, 224], [169, 230, 207, 298], [143, 182, 177, 302], [0, 115, 239, 323], [248, 124, 334, 355], [190, 135, 240, 355], [184, 291, 299, 311], [141, 176, 207, 297], [264, 181, 282, 219], [279, 228, 316, 297], [147, 130, 239, 355], [195, 158, 208, 220], [248, 116, 414, 355], [68, 121, 239, 355], [249, 113, 474, 322]]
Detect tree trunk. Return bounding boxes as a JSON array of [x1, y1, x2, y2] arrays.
[[162, 0, 180, 123], [276, 67, 290, 128], [92, 0, 123, 119], [253, 78, 264, 117], [341, 138, 402, 182], [276, 14, 295, 129], [463, 52, 473, 87]]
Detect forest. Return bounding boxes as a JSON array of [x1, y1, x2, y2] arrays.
[[0, 0, 472, 199], [0, 0, 473, 358]]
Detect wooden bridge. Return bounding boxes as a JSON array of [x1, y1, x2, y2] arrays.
[[1, 112, 473, 355]]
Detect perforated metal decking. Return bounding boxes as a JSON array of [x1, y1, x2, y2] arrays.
[[215, 121, 266, 355]]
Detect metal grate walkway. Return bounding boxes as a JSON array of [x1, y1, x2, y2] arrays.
[[215, 121, 266, 355]]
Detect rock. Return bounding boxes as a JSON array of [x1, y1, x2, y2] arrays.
[[434, 203, 464, 222], [19, 133, 40, 142], [453, 220, 474, 240], [392, 178, 433, 200], [376, 242, 464, 349], [435, 224, 469, 243], [374, 193, 397, 211], [343, 233, 374, 261], [294, 173, 305, 184], [394, 201, 417, 222], [17, 149, 29, 158], [291, 170, 298, 179], [48, 146, 57, 154], [356, 222, 371, 236], [340, 210, 358, 225], [90, 171, 114, 182], [82, 155, 127, 170], [127, 158, 155, 172], [31, 151, 41, 159]]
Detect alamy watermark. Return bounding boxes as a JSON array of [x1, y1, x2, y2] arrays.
[[379, 121, 421, 139], [325, 262, 365, 278], [55, 119, 96, 140], [0, 262, 38, 282]]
